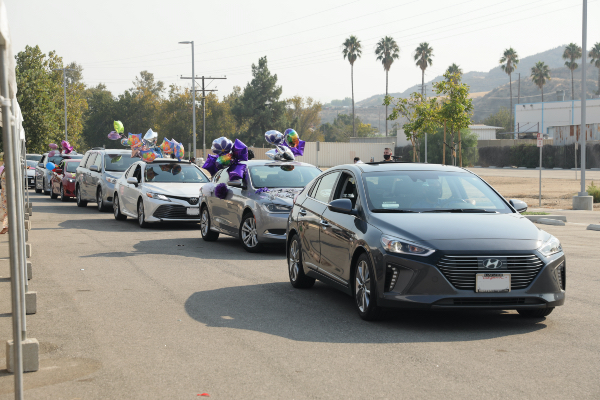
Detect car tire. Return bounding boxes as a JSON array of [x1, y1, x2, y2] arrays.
[[137, 199, 149, 228], [76, 185, 88, 207], [287, 234, 315, 289], [97, 187, 108, 212], [50, 186, 58, 199], [240, 213, 263, 253], [35, 178, 42, 193], [517, 307, 554, 318], [42, 178, 50, 195], [353, 253, 384, 321], [113, 193, 127, 220], [60, 185, 69, 202], [200, 206, 219, 241]]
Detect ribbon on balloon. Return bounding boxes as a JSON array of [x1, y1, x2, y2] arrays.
[[264, 128, 305, 161], [202, 137, 249, 180]]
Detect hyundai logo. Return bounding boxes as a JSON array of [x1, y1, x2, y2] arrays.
[[188, 197, 199, 205], [482, 258, 503, 269]]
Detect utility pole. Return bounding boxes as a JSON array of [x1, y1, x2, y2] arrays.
[[180, 75, 226, 158], [53, 67, 75, 141], [517, 73, 521, 104]]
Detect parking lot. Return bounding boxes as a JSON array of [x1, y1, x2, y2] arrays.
[[1, 192, 599, 399]]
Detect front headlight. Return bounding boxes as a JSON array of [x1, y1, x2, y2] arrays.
[[106, 177, 117, 184], [264, 203, 292, 213], [67, 178, 75, 183], [538, 235, 562, 257], [380, 235, 435, 257], [146, 192, 171, 202]]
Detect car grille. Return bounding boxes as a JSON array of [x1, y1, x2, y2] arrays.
[[153, 205, 199, 220], [165, 195, 199, 205], [434, 297, 546, 306], [437, 255, 544, 290]]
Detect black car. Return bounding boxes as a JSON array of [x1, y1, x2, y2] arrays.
[[286, 162, 565, 320]]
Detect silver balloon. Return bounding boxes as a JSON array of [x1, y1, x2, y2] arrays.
[[144, 129, 158, 145], [266, 146, 295, 161]]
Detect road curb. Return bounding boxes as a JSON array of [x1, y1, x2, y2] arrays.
[[535, 218, 565, 226], [524, 215, 567, 222], [587, 224, 600, 231]]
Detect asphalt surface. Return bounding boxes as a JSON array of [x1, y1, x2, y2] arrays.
[[1, 192, 599, 399]]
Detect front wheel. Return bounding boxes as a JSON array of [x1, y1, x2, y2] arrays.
[[517, 307, 554, 318], [113, 193, 127, 220], [137, 199, 149, 228], [35, 178, 42, 193], [240, 213, 262, 253], [353, 253, 383, 321], [76, 186, 88, 207], [200, 207, 219, 241], [43, 178, 50, 195], [60, 185, 69, 202], [97, 187, 108, 211], [288, 234, 315, 289]]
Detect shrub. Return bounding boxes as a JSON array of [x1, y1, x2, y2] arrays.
[[588, 181, 600, 203]]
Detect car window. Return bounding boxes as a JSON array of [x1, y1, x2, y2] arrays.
[[39, 155, 46, 165], [312, 172, 340, 203], [124, 165, 135, 178], [215, 170, 230, 184], [144, 163, 209, 183], [133, 165, 142, 182], [93, 153, 102, 169], [84, 153, 96, 169], [249, 165, 321, 189], [79, 153, 90, 168], [65, 161, 80, 173], [104, 154, 136, 172], [332, 172, 359, 208]]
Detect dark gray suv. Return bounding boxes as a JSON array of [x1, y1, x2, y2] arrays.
[[286, 162, 565, 320]]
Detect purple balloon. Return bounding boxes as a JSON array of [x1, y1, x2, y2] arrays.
[[202, 154, 219, 176], [108, 131, 122, 140], [211, 137, 233, 155], [227, 163, 247, 181], [231, 139, 248, 162], [283, 139, 305, 157]]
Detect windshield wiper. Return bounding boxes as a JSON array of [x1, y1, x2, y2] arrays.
[[421, 208, 498, 213], [370, 209, 419, 213]]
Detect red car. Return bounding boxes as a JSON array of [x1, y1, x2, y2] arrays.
[[51, 159, 81, 201]]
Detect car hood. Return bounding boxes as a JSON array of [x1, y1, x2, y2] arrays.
[[371, 213, 547, 251], [142, 182, 206, 197], [105, 171, 124, 179]]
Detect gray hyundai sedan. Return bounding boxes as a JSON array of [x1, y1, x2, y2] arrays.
[[287, 162, 565, 320]]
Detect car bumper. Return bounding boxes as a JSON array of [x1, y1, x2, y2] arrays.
[[376, 251, 566, 310], [63, 180, 76, 197], [144, 198, 201, 223], [255, 207, 290, 242]]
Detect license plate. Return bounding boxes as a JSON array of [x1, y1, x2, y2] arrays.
[[476, 273, 511, 293], [186, 208, 199, 216]]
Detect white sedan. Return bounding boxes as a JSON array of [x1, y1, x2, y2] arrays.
[[112, 158, 210, 228]]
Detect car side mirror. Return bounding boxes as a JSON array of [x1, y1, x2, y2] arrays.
[[126, 177, 138, 186], [328, 198, 358, 216], [510, 199, 528, 213], [38, 163, 43, 168], [228, 180, 246, 189], [89, 165, 99, 172]]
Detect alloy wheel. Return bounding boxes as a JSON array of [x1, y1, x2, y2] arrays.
[[113, 196, 119, 218], [289, 240, 300, 282], [200, 209, 209, 236], [241, 216, 258, 248], [138, 201, 144, 225], [355, 260, 371, 313], [97, 189, 103, 210]]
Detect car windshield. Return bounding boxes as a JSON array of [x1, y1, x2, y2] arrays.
[[26, 161, 37, 168], [249, 165, 321, 188], [48, 155, 82, 165], [363, 171, 512, 213], [104, 154, 136, 172], [26, 155, 41, 162], [65, 161, 80, 173], [144, 163, 209, 183]]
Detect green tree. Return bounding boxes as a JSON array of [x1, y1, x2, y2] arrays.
[[433, 71, 474, 166], [446, 63, 463, 82], [15, 45, 63, 153], [531, 61, 551, 102], [375, 36, 400, 136], [418, 127, 478, 166], [342, 35, 362, 137], [115, 70, 165, 135], [414, 42, 433, 96], [285, 96, 323, 141], [82, 84, 116, 148], [53, 61, 88, 151], [499, 47, 519, 123], [230, 56, 287, 146], [482, 107, 513, 134], [590, 42, 600, 95], [563, 43, 582, 100], [318, 114, 375, 142]]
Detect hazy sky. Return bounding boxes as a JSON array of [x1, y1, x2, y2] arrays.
[[7, 0, 600, 104]]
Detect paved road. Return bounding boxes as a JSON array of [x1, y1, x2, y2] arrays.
[[467, 167, 600, 180], [1, 193, 599, 399]]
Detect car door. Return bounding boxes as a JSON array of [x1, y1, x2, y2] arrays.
[[297, 171, 340, 272], [122, 164, 142, 214], [89, 152, 103, 201], [82, 153, 96, 199], [36, 155, 46, 188], [319, 171, 360, 284], [209, 170, 237, 234], [76, 152, 90, 196]]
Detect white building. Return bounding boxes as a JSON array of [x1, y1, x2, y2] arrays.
[[514, 98, 600, 136], [468, 125, 504, 140]]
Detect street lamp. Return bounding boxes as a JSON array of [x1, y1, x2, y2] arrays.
[[52, 67, 75, 141], [179, 41, 197, 158]]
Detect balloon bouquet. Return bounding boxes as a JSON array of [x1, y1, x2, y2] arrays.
[[264, 128, 305, 160], [107, 120, 185, 162], [201, 137, 249, 199], [46, 140, 75, 171]]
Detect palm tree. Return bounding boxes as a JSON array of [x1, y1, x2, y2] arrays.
[[563, 43, 582, 100], [446, 63, 463, 82], [531, 61, 551, 102], [590, 42, 600, 95], [342, 35, 362, 136], [375, 36, 400, 136], [499, 48, 519, 123], [414, 42, 433, 96]]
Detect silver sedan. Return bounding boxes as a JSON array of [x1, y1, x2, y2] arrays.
[[199, 160, 321, 252], [112, 159, 210, 228]]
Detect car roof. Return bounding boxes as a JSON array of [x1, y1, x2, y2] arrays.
[[87, 149, 131, 154], [241, 160, 317, 168], [329, 162, 470, 174], [61, 159, 81, 163]]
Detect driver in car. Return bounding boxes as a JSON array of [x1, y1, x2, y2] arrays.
[[411, 180, 443, 209]]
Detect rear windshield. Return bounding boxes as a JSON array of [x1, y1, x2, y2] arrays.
[[26, 160, 37, 168], [26, 155, 42, 162], [249, 165, 321, 188], [104, 154, 136, 172], [65, 161, 80, 173], [48, 155, 82, 165], [144, 163, 209, 183]]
